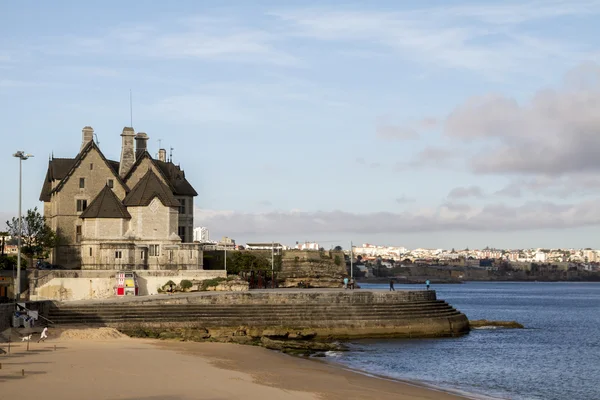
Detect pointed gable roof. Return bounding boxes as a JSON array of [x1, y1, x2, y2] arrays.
[[123, 169, 179, 207], [39, 158, 77, 201], [80, 185, 131, 219], [123, 150, 197, 197], [50, 140, 128, 197]]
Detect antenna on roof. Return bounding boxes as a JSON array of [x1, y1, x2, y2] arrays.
[[169, 147, 174, 162], [129, 89, 133, 128], [93, 132, 100, 148]]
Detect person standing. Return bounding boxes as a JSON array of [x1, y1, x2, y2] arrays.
[[425, 279, 430, 290], [343, 277, 349, 289], [389, 279, 395, 291]]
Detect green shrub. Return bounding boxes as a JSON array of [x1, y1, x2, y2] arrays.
[[180, 279, 193, 290], [200, 277, 227, 291], [334, 255, 342, 266]]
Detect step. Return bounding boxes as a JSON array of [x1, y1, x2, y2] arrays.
[[48, 302, 451, 313], [49, 311, 462, 325], [48, 307, 456, 319], [48, 305, 454, 317]]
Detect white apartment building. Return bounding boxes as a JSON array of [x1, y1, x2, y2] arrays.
[[193, 227, 210, 242], [295, 241, 320, 251]]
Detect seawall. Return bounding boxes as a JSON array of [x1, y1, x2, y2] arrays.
[[47, 289, 470, 340], [28, 269, 226, 301]]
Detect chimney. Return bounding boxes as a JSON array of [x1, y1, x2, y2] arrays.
[[158, 148, 167, 162], [135, 132, 148, 160], [119, 127, 135, 178], [81, 126, 94, 150]]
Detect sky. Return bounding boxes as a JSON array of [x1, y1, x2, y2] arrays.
[[1, 0, 600, 250]]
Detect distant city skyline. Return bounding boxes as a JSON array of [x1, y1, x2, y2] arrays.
[[2, 1, 600, 249]]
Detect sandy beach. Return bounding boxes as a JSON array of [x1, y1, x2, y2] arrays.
[[0, 329, 467, 400]]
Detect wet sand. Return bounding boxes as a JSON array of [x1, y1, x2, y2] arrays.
[[0, 336, 467, 400]]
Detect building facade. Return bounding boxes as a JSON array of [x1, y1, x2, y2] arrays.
[[193, 227, 210, 242], [40, 126, 201, 270]]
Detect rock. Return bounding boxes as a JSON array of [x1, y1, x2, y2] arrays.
[[260, 337, 346, 353], [469, 319, 525, 329], [262, 328, 290, 339], [288, 330, 317, 340]]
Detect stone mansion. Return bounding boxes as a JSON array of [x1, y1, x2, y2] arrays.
[[39, 126, 202, 270]]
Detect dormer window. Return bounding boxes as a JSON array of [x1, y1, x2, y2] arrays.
[[79, 178, 85, 188]]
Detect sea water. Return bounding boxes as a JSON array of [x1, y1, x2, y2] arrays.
[[325, 282, 600, 400]]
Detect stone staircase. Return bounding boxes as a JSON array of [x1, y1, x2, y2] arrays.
[[47, 296, 469, 338]]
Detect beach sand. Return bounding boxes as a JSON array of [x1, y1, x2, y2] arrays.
[[0, 330, 466, 400]]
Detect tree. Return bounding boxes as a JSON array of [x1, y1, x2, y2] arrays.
[[0, 231, 8, 255], [334, 245, 343, 251], [228, 251, 272, 275], [6, 207, 57, 267]]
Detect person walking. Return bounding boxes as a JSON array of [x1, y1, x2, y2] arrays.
[[38, 326, 48, 343], [343, 277, 349, 290], [389, 279, 395, 291], [425, 279, 430, 290]]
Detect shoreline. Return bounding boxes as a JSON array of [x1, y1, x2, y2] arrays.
[[154, 339, 471, 400], [314, 357, 489, 400], [1, 332, 470, 400]]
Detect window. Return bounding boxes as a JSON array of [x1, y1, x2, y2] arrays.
[[75, 225, 82, 243], [169, 250, 174, 261], [115, 251, 122, 259], [79, 178, 85, 188], [189, 250, 194, 259], [90, 163, 93, 170], [89, 247, 92, 257], [149, 244, 160, 257], [178, 226, 186, 241], [107, 179, 114, 188], [76, 199, 88, 212], [140, 251, 145, 260], [178, 199, 186, 214]]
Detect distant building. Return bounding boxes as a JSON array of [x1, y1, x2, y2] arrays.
[[193, 227, 210, 242], [295, 241, 320, 251], [217, 236, 236, 250], [246, 242, 284, 251]]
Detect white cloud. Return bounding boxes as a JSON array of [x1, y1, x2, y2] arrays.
[[49, 19, 298, 66], [442, 63, 600, 175], [395, 195, 416, 204], [447, 186, 485, 199], [194, 198, 600, 236], [271, 2, 597, 75], [496, 175, 600, 198]]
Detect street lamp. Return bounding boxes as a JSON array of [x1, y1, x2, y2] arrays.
[[13, 151, 33, 301]]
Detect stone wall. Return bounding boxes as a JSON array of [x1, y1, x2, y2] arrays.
[[111, 289, 437, 306], [28, 270, 226, 301], [278, 250, 346, 288], [47, 290, 470, 341], [0, 303, 13, 332], [0, 301, 52, 333]]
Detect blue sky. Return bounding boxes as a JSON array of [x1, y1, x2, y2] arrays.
[[2, 0, 600, 249]]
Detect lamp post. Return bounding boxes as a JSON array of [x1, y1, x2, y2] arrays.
[[12, 151, 33, 301], [350, 241, 353, 282]]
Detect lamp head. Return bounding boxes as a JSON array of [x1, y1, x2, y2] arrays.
[[13, 151, 33, 160]]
